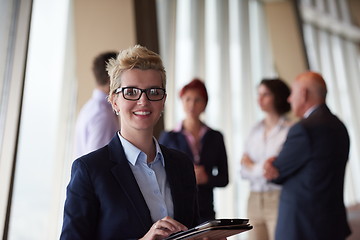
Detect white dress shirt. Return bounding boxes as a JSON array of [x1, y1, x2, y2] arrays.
[[74, 89, 120, 158], [240, 117, 291, 192]]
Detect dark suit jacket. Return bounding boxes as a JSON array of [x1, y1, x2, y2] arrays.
[[60, 135, 199, 240], [159, 128, 228, 221], [272, 104, 351, 240]]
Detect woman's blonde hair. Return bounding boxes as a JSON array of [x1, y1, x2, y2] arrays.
[[107, 45, 166, 102]]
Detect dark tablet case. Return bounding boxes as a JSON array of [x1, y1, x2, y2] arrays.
[[165, 219, 253, 240]]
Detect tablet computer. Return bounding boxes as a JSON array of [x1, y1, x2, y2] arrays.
[[165, 219, 252, 240]]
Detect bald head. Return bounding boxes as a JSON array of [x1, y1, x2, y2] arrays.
[[289, 71, 327, 117], [296, 71, 327, 102]]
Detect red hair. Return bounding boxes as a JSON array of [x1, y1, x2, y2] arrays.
[[179, 78, 208, 105]]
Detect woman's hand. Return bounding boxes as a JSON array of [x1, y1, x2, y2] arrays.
[[140, 216, 188, 240], [241, 154, 254, 169]]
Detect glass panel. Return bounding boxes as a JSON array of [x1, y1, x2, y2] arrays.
[[299, 0, 360, 205], [0, 0, 32, 237], [6, 0, 76, 239]]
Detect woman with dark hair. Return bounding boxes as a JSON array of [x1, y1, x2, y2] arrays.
[[159, 78, 229, 223], [240, 78, 292, 240]]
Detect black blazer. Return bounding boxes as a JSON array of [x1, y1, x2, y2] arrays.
[[272, 104, 351, 240], [159, 128, 228, 221], [60, 135, 199, 240]]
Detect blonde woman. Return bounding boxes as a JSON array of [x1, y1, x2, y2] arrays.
[[61, 45, 199, 239]]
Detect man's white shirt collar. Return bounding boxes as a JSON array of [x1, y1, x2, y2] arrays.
[[303, 105, 319, 118]]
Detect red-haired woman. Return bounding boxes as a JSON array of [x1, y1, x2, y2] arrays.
[[159, 78, 229, 223]]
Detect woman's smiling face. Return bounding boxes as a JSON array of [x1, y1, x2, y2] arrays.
[[112, 68, 166, 135]]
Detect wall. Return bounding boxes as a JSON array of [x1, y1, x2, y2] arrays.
[[74, 0, 136, 112], [349, 0, 360, 27], [264, 0, 308, 84]]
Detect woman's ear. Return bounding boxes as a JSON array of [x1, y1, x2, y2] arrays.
[[110, 95, 120, 115]]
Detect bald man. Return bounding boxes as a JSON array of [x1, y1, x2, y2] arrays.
[[264, 71, 351, 240]]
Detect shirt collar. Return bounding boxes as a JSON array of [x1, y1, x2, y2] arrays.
[[259, 116, 287, 136], [117, 132, 165, 166], [154, 138, 165, 166], [174, 122, 183, 132], [303, 105, 319, 118], [174, 121, 209, 133], [276, 116, 287, 128]]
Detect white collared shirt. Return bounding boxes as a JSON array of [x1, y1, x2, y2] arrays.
[[240, 117, 291, 192], [118, 133, 174, 222], [303, 105, 319, 118]]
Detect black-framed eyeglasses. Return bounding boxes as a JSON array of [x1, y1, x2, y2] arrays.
[[114, 87, 166, 101]]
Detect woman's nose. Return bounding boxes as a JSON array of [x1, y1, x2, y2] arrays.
[[137, 92, 149, 105]]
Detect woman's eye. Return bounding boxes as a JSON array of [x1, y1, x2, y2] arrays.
[[149, 89, 159, 95], [125, 89, 137, 96]]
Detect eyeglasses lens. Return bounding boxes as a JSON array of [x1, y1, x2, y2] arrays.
[[122, 88, 165, 101]]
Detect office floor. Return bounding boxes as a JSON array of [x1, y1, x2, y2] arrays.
[[347, 204, 360, 240]]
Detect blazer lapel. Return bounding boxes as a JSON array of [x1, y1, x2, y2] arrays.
[[108, 136, 153, 230], [161, 147, 184, 221]]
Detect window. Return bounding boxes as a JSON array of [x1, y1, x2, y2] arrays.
[[300, 0, 360, 204]]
